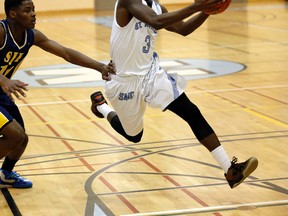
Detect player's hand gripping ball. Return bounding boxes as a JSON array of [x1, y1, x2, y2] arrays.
[[200, 0, 232, 15]]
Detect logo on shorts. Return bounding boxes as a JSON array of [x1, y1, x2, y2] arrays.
[[119, 91, 135, 101]]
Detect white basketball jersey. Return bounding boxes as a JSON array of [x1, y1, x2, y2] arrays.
[[110, 0, 162, 76]]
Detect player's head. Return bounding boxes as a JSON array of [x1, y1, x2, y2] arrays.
[[5, 0, 24, 16], [4, 0, 36, 28], [5, 0, 35, 16]]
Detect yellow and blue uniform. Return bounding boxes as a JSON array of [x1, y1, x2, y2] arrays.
[[0, 19, 34, 130]]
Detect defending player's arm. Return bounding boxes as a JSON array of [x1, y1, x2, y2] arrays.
[[33, 29, 115, 81], [119, 0, 223, 30]]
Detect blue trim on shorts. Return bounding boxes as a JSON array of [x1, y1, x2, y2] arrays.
[[167, 73, 180, 100]]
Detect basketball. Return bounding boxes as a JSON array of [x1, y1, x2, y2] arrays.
[[203, 0, 231, 15]]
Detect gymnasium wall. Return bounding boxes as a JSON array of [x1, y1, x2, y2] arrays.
[[0, 0, 94, 15], [0, 0, 285, 15], [159, 0, 282, 4]]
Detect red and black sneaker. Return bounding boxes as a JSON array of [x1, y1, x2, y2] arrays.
[[90, 91, 107, 118]]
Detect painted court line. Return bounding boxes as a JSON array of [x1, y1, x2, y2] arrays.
[[121, 200, 288, 216]]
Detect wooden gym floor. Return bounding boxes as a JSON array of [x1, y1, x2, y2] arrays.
[[0, 1, 287, 215]]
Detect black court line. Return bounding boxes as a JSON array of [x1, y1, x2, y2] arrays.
[[14, 133, 288, 168], [25, 129, 288, 149], [94, 177, 288, 196], [85, 131, 288, 215], [1, 188, 22, 216], [10, 130, 288, 164]]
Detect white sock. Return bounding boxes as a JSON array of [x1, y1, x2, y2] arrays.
[[211, 146, 231, 173], [97, 103, 114, 118]]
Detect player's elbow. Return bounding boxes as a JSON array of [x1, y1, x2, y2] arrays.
[[181, 32, 192, 37], [166, 24, 194, 36], [179, 28, 196, 37], [169, 30, 192, 37]]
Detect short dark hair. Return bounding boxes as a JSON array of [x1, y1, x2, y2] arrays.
[[4, 0, 25, 16]]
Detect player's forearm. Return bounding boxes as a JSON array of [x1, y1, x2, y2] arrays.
[[64, 48, 105, 72], [179, 12, 210, 36], [150, 4, 201, 30]]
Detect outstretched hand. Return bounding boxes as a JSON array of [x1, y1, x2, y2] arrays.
[[1, 78, 29, 102], [101, 60, 116, 81]]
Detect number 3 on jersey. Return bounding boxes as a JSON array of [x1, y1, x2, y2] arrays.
[[142, 35, 151, 53]]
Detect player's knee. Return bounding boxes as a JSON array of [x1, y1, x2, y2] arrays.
[[21, 133, 29, 147], [15, 130, 26, 144], [9, 128, 27, 149], [3, 121, 28, 149], [127, 131, 143, 143], [128, 136, 141, 143]]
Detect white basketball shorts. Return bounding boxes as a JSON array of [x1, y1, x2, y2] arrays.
[[105, 56, 186, 136]]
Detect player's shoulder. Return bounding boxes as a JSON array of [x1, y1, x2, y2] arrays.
[[31, 28, 44, 39], [32, 28, 50, 46], [0, 21, 6, 47], [0, 20, 5, 33]]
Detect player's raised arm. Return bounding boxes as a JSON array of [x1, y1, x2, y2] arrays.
[[118, 0, 224, 30], [162, 0, 230, 36], [161, 6, 209, 36]]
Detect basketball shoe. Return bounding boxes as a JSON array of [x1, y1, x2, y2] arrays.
[[0, 169, 33, 188], [90, 91, 107, 118], [225, 156, 258, 189]]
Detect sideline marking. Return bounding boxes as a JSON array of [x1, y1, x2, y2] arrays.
[[0, 188, 22, 216], [121, 200, 288, 216]]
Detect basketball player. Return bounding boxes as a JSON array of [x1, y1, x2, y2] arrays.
[[0, 0, 115, 188], [90, 0, 258, 189]]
